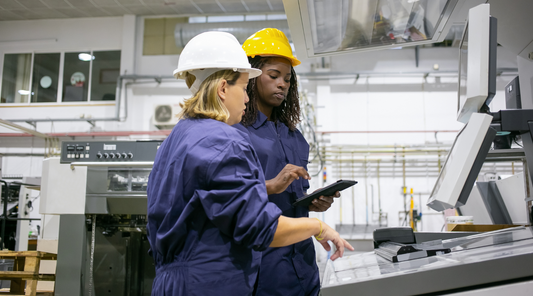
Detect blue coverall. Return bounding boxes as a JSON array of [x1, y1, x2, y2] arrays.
[[147, 117, 282, 296], [236, 111, 320, 296]]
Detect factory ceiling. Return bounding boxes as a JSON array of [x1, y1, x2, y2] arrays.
[[0, 0, 285, 21]]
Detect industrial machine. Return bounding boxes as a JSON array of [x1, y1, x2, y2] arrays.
[[322, 226, 533, 295], [40, 140, 162, 296], [319, 2, 533, 295], [0, 176, 41, 252]]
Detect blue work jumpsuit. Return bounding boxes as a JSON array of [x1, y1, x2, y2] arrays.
[[147, 118, 282, 296], [236, 111, 320, 296]]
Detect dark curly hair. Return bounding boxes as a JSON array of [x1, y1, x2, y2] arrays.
[[241, 56, 301, 131]]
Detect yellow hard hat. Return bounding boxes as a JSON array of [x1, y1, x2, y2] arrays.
[[242, 28, 301, 67]]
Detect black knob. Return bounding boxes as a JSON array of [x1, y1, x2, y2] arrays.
[[121, 153, 127, 159], [115, 153, 122, 159], [103, 153, 109, 159], [127, 152, 133, 159], [110, 153, 116, 158], [96, 152, 103, 159]]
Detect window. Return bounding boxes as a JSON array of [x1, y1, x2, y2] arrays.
[[1, 53, 31, 103], [63, 52, 90, 102], [143, 17, 187, 55], [31, 53, 60, 103], [1, 50, 121, 104], [91, 51, 121, 101]]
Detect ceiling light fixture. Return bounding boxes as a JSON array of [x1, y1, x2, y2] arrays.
[[78, 53, 95, 61]]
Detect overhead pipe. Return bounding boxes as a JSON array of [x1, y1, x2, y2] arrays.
[[315, 169, 521, 178], [364, 156, 368, 226], [309, 148, 521, 178], [0, 130, 172, 138], [337, 147, 343, 225], [0, 119, 52, 139], [298, 68, 519, 80], [322, 169, 521, 176], [351, 152, 355, 226], [318, 163, 519, 171], [377, 160, 383, 226], [323, 165, 519, 172], [0, 153, 46, 157], [7, 75, 174, 124], [318, 130, 459, 134]]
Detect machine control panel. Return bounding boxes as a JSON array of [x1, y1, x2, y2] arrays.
[[60, 140, 163, 163]]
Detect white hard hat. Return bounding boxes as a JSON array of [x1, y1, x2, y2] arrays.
[[173, 31, 262, 94]]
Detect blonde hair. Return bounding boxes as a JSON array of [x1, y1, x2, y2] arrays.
[[179, 70, 241, 123]]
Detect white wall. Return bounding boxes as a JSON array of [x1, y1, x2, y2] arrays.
[[307, 74, 514, 233]]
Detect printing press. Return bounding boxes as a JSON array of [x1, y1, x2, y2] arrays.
[[40, 140, 161, 296]]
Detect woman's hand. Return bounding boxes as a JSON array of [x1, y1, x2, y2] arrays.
[[266, 164, 311, 195], [309, 191, 340, 212], [314, 219, 354, 261]]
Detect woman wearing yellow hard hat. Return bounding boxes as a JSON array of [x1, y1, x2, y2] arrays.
[[237, 28, 341, 296]]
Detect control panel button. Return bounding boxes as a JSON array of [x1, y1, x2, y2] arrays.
[[121, 153, 127, 159], [96, 152, 103, 159], [110, 153, 116, 159], [103, 153, 109, 159], [115, 153, 122, 159], [127, 152, 133, 159]]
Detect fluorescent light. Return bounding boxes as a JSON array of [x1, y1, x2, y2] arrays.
[[78, 53, 95, 61], [18, 90, 31, 95]]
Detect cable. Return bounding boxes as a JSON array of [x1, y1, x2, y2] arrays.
[[513, 137, 523, 148], [298, 90, 324, 177]]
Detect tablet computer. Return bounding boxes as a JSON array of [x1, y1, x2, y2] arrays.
[[292, 179, 357, 207]]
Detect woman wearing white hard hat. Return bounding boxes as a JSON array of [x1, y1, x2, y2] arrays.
[[146, 31, 353, 296]]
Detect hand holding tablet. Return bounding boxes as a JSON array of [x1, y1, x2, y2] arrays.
[[293, 179, 358, 207]]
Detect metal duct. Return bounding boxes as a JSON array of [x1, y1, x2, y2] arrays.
[[174, 20, 290, 48]]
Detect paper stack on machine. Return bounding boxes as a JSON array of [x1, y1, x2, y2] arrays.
[[373, 227, 451, 263]]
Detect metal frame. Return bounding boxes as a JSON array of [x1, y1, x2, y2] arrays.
[[282, 0, 485, 59]]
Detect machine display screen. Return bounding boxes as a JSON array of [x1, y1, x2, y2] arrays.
[[456, 4, 497, 123], [426, 113, 496, 211]]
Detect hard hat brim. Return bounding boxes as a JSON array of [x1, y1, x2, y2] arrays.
[[254, 54, 301, 67], [173, 67, 262, 80]]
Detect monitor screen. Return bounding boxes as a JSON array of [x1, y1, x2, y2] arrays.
[[456, 4, 497, 124], [427, 113, 496, 212]]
